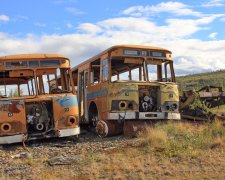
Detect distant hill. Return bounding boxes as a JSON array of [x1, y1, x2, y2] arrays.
[[176, 70, 225, 92]]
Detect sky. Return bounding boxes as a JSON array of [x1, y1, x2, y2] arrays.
[[0, 0, 225, 76]]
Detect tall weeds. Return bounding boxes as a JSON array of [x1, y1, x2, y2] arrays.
[[138, 121, 225, 157]]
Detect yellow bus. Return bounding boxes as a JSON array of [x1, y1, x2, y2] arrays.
[[0, 54, 79, 144], [72, 45, 180, 137]]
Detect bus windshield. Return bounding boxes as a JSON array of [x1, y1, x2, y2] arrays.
[[147, 60, 174, 82], [110, 58, 175, 82], [0, 59, 74, 98]]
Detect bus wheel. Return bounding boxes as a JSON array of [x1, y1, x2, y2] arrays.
[[96, 120, 123, 137], [96, 120, 108, 137]]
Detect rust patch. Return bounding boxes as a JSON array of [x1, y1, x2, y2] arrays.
[[0, 121, 26, 135], [8, 101, 24, 113]]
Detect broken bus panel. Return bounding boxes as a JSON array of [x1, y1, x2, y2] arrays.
[[0, 54, 79, 144]]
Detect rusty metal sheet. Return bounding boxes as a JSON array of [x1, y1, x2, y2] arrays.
[[199, 92, 225, 98]]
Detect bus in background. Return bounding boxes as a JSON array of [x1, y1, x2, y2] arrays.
[[0, 54, 79, 144], [72, 45, 180, 137]]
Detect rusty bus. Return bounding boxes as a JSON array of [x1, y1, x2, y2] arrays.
[[71, 45, 180, 137], [0, 54, 79, 144]]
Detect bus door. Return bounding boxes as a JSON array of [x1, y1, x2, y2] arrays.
[[78, 70, 89, 123]]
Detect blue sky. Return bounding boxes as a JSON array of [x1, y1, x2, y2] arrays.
[[0, 0, 225, 75]]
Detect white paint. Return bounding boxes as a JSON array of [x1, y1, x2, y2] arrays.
[[0, 134, 24, 144], [109, 112, 181, 120], [58, 127, 80, 137], [109, 112, 136, 120]]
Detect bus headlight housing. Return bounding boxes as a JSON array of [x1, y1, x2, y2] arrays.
[[162, 102, 179, 112], [119, 101, 127, 110], [111, 100, 137, 111]]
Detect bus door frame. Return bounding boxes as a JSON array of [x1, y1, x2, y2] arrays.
[[78, 69, 89, 122]]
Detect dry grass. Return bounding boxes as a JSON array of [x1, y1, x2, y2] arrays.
[[210, 105, 225, 114], [1, 120, 225, 179], [137, 120, 225, 158], [76, 120, 225, 179], [138, 127, 168, 148]]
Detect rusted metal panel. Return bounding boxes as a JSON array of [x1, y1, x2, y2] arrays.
[[87, 82, 108, 121], [0, 54, 67, 61], [0, 100, 27, 136], [9, 70, 34, 77], [53, 94, 79, 129]]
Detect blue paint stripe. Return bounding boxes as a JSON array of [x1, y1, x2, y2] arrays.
[[0, 100, 24, 105], [87, 88, 108, 99], [55, 95, 78, 107]]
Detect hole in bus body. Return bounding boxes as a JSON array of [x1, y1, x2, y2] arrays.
[[25, 101, 54, 137]]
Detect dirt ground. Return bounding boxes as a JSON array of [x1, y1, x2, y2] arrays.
[[0, 129, 225, 180]]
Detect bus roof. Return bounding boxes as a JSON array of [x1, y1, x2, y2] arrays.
[[72, 45, 172, 71], [0, 54, 69, 61], [110, 45, 171, 52]]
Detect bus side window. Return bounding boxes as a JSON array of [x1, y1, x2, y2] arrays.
[[164, 62, 172, 82], [90, 70, 99, 85], [102, 59, 108, 82], [90, 59, 101, 85]]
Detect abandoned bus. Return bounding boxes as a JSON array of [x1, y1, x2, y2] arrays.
[[72, 45, 180, 137], [0, 54, 79, 144]]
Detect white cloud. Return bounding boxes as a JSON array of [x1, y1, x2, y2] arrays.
[[1, 13, 225, 76], [122, 2, 202, 17], [0, 3, 225, 76], [90, 15, 222, 40], [202, 0, 224, 7], [78, 23, 102, 34], [208, 32, 218, 39], [0, 15, 10, 22], [65, 7, 84, 15]]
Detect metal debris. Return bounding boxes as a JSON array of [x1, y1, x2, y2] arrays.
[[47, 155, 82, 166], [11, 152, 32, 159]]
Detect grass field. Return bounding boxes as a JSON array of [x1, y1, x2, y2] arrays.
[[3, 120, 224, 179], [176, 70, 225, 92]]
